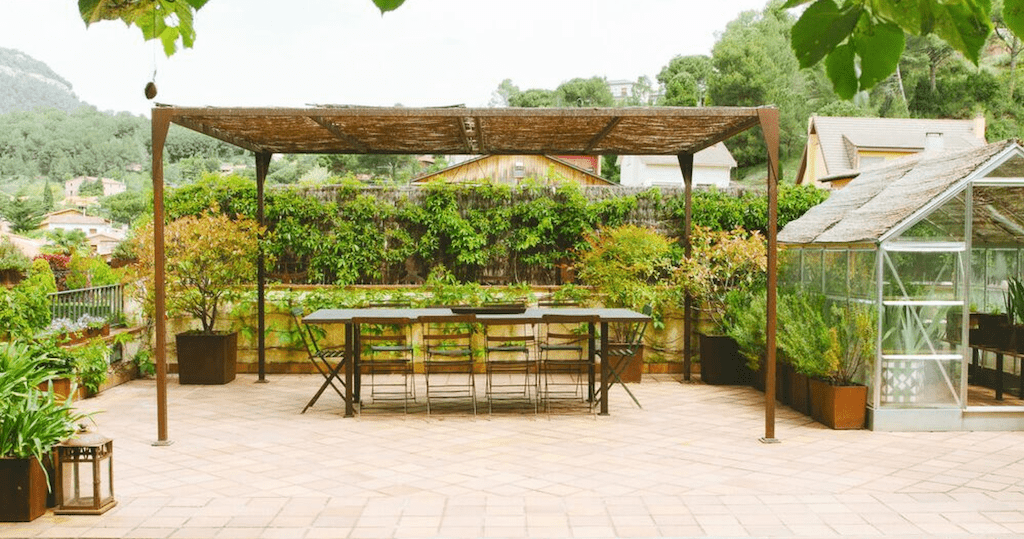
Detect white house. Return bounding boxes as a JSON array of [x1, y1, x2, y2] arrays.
[[617, 142, 737, 188], [38, 209, 125, 239]]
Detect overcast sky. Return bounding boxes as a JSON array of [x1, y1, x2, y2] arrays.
[[3, 0, 769, 117]]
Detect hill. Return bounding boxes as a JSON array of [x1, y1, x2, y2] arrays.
[[0, 47, 88, 114]]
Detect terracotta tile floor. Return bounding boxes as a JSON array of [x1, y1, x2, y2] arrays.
[[3, 374, 1024, 538]]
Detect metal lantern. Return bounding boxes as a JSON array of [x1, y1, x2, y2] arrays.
[[54, 430, 116, 515]]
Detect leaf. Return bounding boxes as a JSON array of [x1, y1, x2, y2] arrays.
[[928, 0, 993, 64], [791, 0, 862, 68], [372, 0, 407, 13], [853, 21, 905, 89], [782, 0, 816, 7], [870, 0, 924, 35], [1003, 0, 1024, 43], [826, 43, 858, 99]]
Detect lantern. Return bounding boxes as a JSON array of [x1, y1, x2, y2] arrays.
[[54, 430, 116, 515]]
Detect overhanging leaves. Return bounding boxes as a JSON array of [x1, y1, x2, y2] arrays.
[[826, 43, 858, 99], [853, 21, 905, 89], [372, 0, 407, 13], [1006, 0, 1024, 39], [791, 0, 862, 68]]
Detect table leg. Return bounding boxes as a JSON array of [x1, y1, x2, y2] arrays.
[[353, 326, 361, 403], [345, 323, 355, 417], [996, 351, 1004, 401], [600, 321, 609, 416], [587, 322, 596, 402]]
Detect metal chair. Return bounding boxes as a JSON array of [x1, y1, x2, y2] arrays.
[[290, 307, 347, 413], [538, 313, 596, 412], [353, 316, 416, 413], [595, 304, 652, 409], [482, 317, 538, 414], [420, 314, 477, 415]]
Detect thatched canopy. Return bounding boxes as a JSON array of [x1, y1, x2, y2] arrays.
[[779, 140, 1023, 246], [159, 105, 766, 156]]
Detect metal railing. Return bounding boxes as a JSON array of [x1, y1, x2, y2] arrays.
[[48, 284, 124, 323]]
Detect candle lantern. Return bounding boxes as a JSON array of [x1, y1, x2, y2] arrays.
[[54, 430, 116, 515]]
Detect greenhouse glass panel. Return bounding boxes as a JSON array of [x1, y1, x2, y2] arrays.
[[889, 190, 966, 244], [780, 248, 801, 289], [983, 248, 1017, 313], [801, 248, 824, 294], [882, 250, 963, 302], [848, 250, 876, 301], [824, 250, 848, 299]]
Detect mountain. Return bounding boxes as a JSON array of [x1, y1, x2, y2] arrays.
[[0, 47, 89, 114]]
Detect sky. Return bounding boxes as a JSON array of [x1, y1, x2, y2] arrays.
[[2, 0, 770, 117]]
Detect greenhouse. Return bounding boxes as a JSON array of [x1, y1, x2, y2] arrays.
[[779, 139, 1024, 431]]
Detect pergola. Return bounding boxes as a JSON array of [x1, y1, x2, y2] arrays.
[[150, 105, 782, 441]]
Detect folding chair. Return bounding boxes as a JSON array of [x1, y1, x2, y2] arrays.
[[354, 316, 416, 413], [421, 314, 477, 415], [482, 317, 538, 414], [538, 313, 596, 412], [595, 304, 652, 409], [290, 307, 348, 413]]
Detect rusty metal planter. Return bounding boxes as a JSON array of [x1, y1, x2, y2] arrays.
[[0, 457, 48, 522], [809, 378, 867, 429]]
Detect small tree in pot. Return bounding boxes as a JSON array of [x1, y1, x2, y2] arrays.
[[674, 226, 766, 385], [132, 212, 265, 384]]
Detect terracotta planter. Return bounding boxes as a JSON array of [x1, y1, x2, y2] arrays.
[[0, 269, 24, 287], [606, 343, 643, 383], [789, 371, 811, 415], [809, 378, 867, 429], [698, 334, 746, 385], [0, 456, 48, 522], [37, 378, 82, 403], [175, 331, 237, 385]]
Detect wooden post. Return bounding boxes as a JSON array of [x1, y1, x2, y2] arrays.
[[759, 108, 781, 444], [678, 153, 695, 382], [255, 152, 271, 383], [151, 108, 172, 446]]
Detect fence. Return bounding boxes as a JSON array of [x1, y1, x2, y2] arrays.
[[48, 284, 124, 323]]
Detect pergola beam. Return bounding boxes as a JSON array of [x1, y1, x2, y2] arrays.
[[585, 116, 622, 153], [308, 116, 369, 153]]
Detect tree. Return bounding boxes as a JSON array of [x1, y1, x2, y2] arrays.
[[78, 178, 104, 197], [783, 0, 1024, 99], [3, 192, 44, 233], [992, 0, 1024, 99], [42, 229, 89, 256], [657, 55, 713, 106], [101, 190, 150, 225], [41, 181, 53, 211], [554, 77, 615, 107], [509, 88, 556, 108], [80, 0, 406, 56]]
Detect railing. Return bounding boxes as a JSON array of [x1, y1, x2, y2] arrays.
[[48, 284, 124, 323]]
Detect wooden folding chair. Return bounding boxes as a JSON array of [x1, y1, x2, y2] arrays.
[[290, 307, 347, 413]]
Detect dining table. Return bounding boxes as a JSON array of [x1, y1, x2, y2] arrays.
[[302, 306, 651, 417]]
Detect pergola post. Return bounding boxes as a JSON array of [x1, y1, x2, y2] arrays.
[[151, 108, 172, 446], [255, 152, 271, 383], [759, 108, 781, 444], [678, 153, 695, 382]]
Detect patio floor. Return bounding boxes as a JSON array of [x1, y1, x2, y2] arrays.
[[4, 374, 1024, 538]]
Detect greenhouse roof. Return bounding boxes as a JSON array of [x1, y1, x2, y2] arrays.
[[779, 140, 1024, 245]]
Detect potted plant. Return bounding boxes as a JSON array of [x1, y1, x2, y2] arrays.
[[132, 212, 264, 384], [807, 301, 875, 429], [675, 226, 766, 385], [575, 225, 673, 382], [0, 341, 86, 522]]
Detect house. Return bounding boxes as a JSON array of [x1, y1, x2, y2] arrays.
[[617, 142, 737, 188], [64, 176, 127, 198], [38, 209, 125, 239], [87, 233, 123, 258], [412, 155, 616, 186], [796, 116, 987, 189]]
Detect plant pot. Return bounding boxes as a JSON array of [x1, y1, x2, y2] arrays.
[[606, 343, 643, 383], [0, 268, 24, 287], [809, 378, 867, 429], [698, 334, 746, 385], [975, 313, 1007, 348], [776, 361, 791, 406], [789, 371, 811, 415], [37, 378, 82, 403], [0, 456, 48, 522], [175, 331, 237, 385]]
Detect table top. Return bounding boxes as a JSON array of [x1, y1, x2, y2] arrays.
[[303, 307, 651, 325]]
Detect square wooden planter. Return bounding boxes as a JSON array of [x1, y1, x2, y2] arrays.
[[809, 378, 867, 429], [698, 334, 746, 385], [176, 332, 237, 385], [0, 457, 48, 522]]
